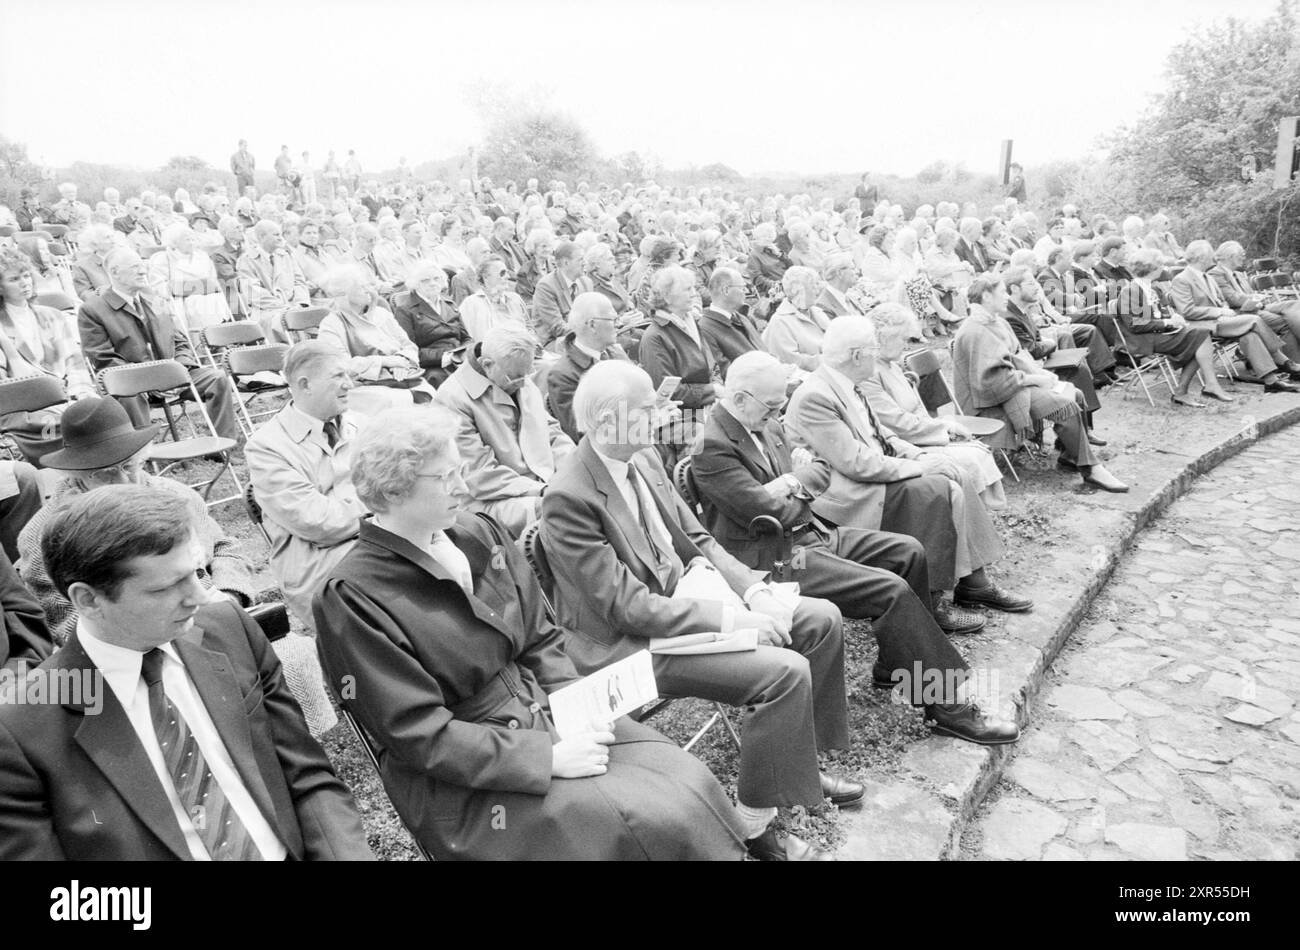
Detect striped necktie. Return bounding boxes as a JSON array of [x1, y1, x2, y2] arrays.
[[141, 649, 263, 861]]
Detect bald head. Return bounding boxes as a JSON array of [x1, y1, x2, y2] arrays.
[[568, 291, 619, 349], [572, 360, 656, 454]]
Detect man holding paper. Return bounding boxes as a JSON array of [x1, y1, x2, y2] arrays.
[[691, 351, 1017, 746], [541, 361, 859, 862]]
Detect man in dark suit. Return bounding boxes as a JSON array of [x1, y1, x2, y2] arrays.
[[531, 239, 583, 349], [699, 266, 765, 380], [817, 254, 867, 318], [1004, 267, 1116, 387], [545, 292, 630, 442], [230, 139, 256, 195], [113, 197, 152, 241], [391, 261, 469, 386], [540, 361, 861, 861], [1, 545, 51, 677], [955, 218, 990, 274], [691, 353, 1016, 745], [1093, 236, 1134, 284], [77, 247, 242, 440], [0, 484, 373, 860]]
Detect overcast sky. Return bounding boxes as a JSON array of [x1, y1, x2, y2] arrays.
[[0, 0, 1282, 178]]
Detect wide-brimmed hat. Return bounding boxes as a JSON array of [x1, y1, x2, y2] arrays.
[[40, 397, 158, 471]]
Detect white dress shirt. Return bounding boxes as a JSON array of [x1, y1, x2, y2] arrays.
[[78, 622, 287, 861], [428, 531, 474, 595]]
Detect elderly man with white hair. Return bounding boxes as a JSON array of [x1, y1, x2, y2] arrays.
[[787, 314, 1035, 625], [70, 223, 120, 300], [1142, 213, 1183, 265], [541, 359, 860, 861], [690, 350, 1017, 744], [1170, 240, 1300, 391], [238, 218, 310, 342], [434, 323, 575, 537], [77, 247, 241, 441], [762, 265, 830, 371], [1209, 240, 1300, 362], [545, 291, 631, 442], [49, 183, 90, 231]]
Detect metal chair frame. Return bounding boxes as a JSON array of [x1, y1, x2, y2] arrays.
[[97, 359, 243, 508], [518, 519, 741, 755]]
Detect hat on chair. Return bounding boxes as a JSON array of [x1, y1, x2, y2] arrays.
[[40, 397, 159, 471]]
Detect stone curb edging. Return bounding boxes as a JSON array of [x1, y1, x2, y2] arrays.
[[936, 402, 1300, 859]]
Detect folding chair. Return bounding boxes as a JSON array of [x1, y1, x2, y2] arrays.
[[0, 374, 68, 463], [34, 291, 78, 312], [225, 344, 289, 437], [517, 520, 741, 755], [284, 307, 329, 342], [337, 704, 434, 861], [1109, 319, 1177, 406], [310, 643, 434, 861], [244, 482, 272, 548], [97, 359, 243, 507]]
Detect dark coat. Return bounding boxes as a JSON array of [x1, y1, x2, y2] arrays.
[[545, 335, 630, 443], [638, 312, 719, 410], [77, 288, 198, 371], [391, 288, 469, 386], [698, 306, 764, 381], [313, 514, 745, 861], [691, 404, 834, 571], [0, 600, 373, 860], [1005, 301, 1053, 360], [1, 546, 51, 675]]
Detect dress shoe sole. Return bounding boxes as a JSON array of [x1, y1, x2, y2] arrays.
[[825, 791, 865, 809], [929, 722, 1020, 745]]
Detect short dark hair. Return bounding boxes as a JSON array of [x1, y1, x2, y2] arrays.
[[968, 274, 1003, 304], [41, 485, 193, 600], [1100, 235, 1126, 257]]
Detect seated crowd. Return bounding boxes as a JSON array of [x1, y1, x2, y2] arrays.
[[2, 161, 1299, 862]]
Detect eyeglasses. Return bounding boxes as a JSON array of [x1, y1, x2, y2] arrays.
[[414, 461, 471, 488], [737, 390, 786, 417]]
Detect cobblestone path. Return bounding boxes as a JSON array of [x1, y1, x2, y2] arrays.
[[966, 427, 1300, 860]]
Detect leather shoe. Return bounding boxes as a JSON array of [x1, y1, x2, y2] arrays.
[[1082, 464, 1129, 493], [820, 772, 865, 809], [1280, 359, 1300, 378], [926, 702, 1019, 745], [745, 827, 835, 861], [1264, 375, 1300, 393], [934, 601, 986, 635], [871, 664, 896, 689], [954, 580, 1034, 613], [1086, 432, 1107, 446]]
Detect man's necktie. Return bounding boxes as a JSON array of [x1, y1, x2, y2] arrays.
[[857, 389, 896, 457], [128, 296, 162, 360], [1203, 270, 1227, 308], [141, 649, 263, 861], [323, 417, 340, 449], [627, 467, 677, 589]]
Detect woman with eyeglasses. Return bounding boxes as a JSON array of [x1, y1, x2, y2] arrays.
[[313, 406, 748, 861]]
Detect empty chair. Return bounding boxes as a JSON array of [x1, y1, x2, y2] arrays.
[[0, 374, 69, 465], [98, 359, 243, 506], [283, 306, 329, 342], [225, 343, 289, 436]]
